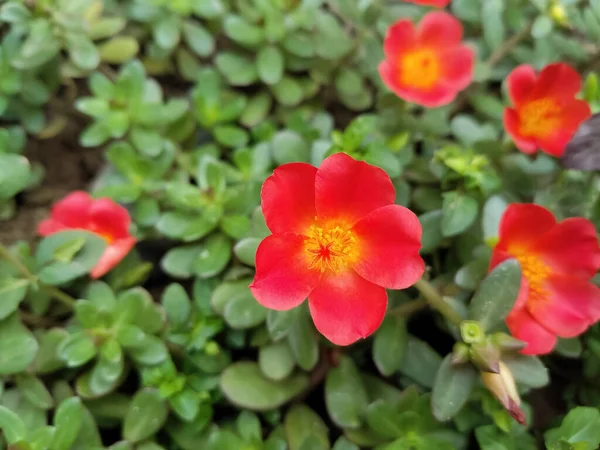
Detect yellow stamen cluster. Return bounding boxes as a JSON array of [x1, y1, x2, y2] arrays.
[[519, 98, 561, 138], [400, 48, 440, 89], [304, 223, 358, 273]]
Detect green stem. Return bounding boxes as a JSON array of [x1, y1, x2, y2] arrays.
[[388, 298, 428, 318], [0, 243, 76, 309], [413, 278, 463, 326], [485, 22, 533, 69]]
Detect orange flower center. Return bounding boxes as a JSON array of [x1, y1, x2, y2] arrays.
[[304, 223, 358, 273], [510, 247, 551, 303], [518, 98, 561, 138], [400, 48, 440, 89]]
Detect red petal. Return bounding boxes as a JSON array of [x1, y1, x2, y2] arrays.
[[383, 20, 417, 59], [503, 108, 537, 154], [418, 11, 463, 46], [405, 0, 450, 6], [88, 198, 132, 240], [440, 46, 474, 90], [308, 270, 387, 345], [261, 163, 317, 234], [506, 65, 537, 106], [534, 218, 600, 278], [250, 234, 320, 310], [352, 205, 424, 289], [537, 100, 592, 157], [37, 219, 69, 236], [506, 307, 556, 355], [534, 63, 582, 100], [90, 237, 136, 279], [315, 153, 395, 225], [50, 191, 93, 229], [496, 204, 556, 252], [527, 275, 600, 338]]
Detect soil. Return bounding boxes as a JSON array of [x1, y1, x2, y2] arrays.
[[0, 119, 104, 245]]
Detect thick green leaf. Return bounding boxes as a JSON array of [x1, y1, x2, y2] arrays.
[[441, 191, 478, 237], [287, 311, 319, 371], [502, 353, 549, 388], [0, 278, 28, 320], [257, 46, 284, 85], [468, 259, 522, 332], [285, 405, 330, 450], [193, 234, 232, 278], [373, 316, 407, 377], [182, 21, 214, 57], [431, 355, 477, 421], [57, 332, 97, 368], [0, 313, 38, 375], [0, 405, 27, 444], [220, 362, 309, 411], [16, 375, 53, 409], [259, 341, 295, 381], [325, 356, 369, 429], [0, 154, 31, 199], [123, 389, 168, 442], [51, 397, 84, 450], [545, 407, 600, 449]]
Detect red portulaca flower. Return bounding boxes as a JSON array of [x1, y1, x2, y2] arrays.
[[379, 11, 474, 108], [38, 191, 136, 279], [250, 153, 425, 346], [489, 204, 600, 355], [503, 63, 591, 157], [404, 0, 451, 7]]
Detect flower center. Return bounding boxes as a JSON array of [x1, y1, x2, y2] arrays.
[[518, 98, 561, 138], [304, 223, 358, 273], [510, 247, 551, 303], [399, 48, 440, 89]]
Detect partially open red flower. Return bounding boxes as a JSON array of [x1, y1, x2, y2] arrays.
[[38, 191, 136, 279], [489, 204, 600, 355], [404, 0, 451, 7], [250, 153, 425, 346], [379, 11, 474, 108], [503, 63, 591, 157]]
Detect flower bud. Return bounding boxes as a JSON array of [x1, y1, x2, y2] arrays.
[[470, 340, 500, 373], [451, 342, 470, 365], [491, 332, 527, 351], [481, 361, 526, 425]]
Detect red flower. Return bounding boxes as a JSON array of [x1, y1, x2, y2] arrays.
[[489, 204, 600, 355], [379, 11, 474, 108], [503, 63, 591, 157], [38, 191, 136, 279], [250, 153, 425, 346], [404, 0, 451, 7]]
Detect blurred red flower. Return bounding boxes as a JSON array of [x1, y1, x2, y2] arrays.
[[503, 63, 591, 157], [250, 153, 425, 346], [404, 0, 451, 7], [38, 191, 136, 279], [379, 11, 473, 108], [489, 204, 600, 355]]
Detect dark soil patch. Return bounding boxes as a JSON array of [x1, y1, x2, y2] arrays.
[[0, 119, 103, 245]]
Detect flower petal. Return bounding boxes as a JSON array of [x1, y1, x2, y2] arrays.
[[506, 65, 537, 106], [536, 100, 592, 157], [250, 233, 320, 310], [37, 219, 69, 236], [315, 153, 395, 225], [383, 19, 417, 59], [440, 46, 474, 90], [308, 270, 387, 345], [405, 0, 451, 6], [503, 108, 537, 154], [88, 198, 133, 239], [534, 218, 600, 278], [506, 307, 556, 355], [496, 204, 556, 251], [352, 205, 424, 289], [49, 191, 93, 229], [527, 275, 600, 338], [90, 237, 136, 279], [418, 11, 463, 46], [534, 62, 582, 100], [261, 163, 317, 234]]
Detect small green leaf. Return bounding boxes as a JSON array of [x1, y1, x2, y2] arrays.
[[193, 234, 232, 278], [0, 154, 31, 199], [234, 237, 260, 266], [67, 36, 100, 71], [502, 353, 549, 388], [285, 405, 330, 450], [431, 355, 477, 421], [123, 389, 169, 442], [0, 313, 38, 375], [216, 52, 258, 86], [16, 375, 53, 410], [154, 15, 181, 50], [272, 130, 309, 165], [236, 410, 262, 441], [271, 76, 303, 107], [0, 405, 27, 444], [441, 191, 478, 237], [98, 37, 140, 64], [287, 311, 319, 371], [0, 278, 28, 320], [325, 356, 369, 429], [57, 332, 97, 368], [220, 362, 310, 411], [51, 397, 84, 450], [545, 407, 600, 449], [259, 342, 295, 381], [182, 21, 214, 57], [372, 316, 408, 377], [162, 283, 191, 326], [257, 46, 284, 85], [468, 259, 522, 332], [170, 389, 200, 422], [224, 14, 264, 47]]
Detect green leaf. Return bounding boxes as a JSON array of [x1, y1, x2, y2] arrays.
[[259, 341, 295, 381], [545, 407, 600, 449], [267, 309, 297, 341], [441, 191, 478, 237], [123, 389, 169, 442], [468, 259, 521, 332], [240, 92, 273, 128], [481, 0, 505, 49], [373, 316, 408, 377], [0, 405, 27, 444], [0, 278, 28, 320], [271, 76, 303, 106], [314, 12, 353, 60], [51, 397, 84, 450], [216, 52, 258, 86], [431, 355, 477, 421], [223, 287, 267, 329], [193, 234, 232, 278], [156, 212, 218, 242], [284, 32, 315, 58], [220, 362, 310, 411], [0, 154, 31, 199], [502, 353, 549, 388], [67, 36, 100, 71], [419, 210, 443, 254], [285, 405, 330, 450], [236, 410, 262, 441], [365, 400, 404, 439], [98, 37, 140, 64], [161, 245, 202, 279], [182, 21, 214, 57], [16, 375, 53, 410], [257, 46, 284, 85], [287, 311, 319, 371], [214, 125, 249, 148], [170, 389, 200, 422], [272, 130, 309, 165], [482, 195, 508, 240], [36, 231, 107, 285], [224, 14, 264, 47], [162, 283, 191, 326], [0, 313, 38, 375], [325, 356, 369, 429], [399, 337, 442, 389], [233, 237, 260, 266], [57, 332, 97, 368], [154, 15, 181, 49]]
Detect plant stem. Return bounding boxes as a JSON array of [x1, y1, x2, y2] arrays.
[[388, 298, 428, 318], [485, 22, 533, 68], [413, 278, 463, 326], [0, 243, 76, 309]]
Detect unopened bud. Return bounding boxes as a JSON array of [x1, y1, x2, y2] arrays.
[[491, 332, 527, 351], [550, 3, 569, 27], [471, 340, 500, 373], [481, 361, 526, 425], [451, 342, 470, 365]]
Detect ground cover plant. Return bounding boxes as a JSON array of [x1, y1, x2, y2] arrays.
[[0, 0, 600, 449]]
